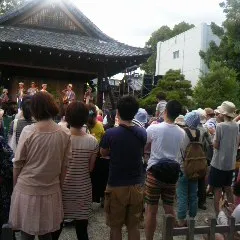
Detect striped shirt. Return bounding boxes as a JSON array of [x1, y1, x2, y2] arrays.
[[62, 134, 98, 220], [9, 119, 36, 145]]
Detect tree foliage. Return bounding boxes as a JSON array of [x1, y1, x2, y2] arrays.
[[193, 61, 240, 109], [0, 0, 24, 15], [200, 0, 240, 75], [139, 69, 192, 112], [141, 22, 195, 74]]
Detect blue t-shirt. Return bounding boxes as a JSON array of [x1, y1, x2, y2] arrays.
[[100, 125, 147, 187]]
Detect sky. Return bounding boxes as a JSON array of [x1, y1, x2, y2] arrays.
[[72, 0, 226, 48]]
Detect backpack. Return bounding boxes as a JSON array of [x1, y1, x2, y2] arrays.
[[182, 128, 208, 181]]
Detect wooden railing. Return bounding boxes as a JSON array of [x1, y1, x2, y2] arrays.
[[2, 216, 240, 240], [162, 215, 240, 240]]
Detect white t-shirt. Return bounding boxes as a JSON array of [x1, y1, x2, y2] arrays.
[[146, 122, 185, 170], [217, 204, 240, 226]]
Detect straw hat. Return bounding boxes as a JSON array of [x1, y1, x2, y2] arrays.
[[194, 108, 206, 124], [204, 108, 215, 116], [218, 101, 236, 118], [175, 115, 185, 126], [214, 106, 221, 114]]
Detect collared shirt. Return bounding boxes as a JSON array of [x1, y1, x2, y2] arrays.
[[66, 90, 76, 103], [27, 88, 38, 96]]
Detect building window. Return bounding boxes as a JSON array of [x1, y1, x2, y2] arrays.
[[173, 50, 179, 59]]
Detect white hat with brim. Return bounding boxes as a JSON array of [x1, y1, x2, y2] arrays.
[[194, 108, 206, 124], [175, 115, 185, 126], [0, 109, 4, 118], [214, 106, 221, 114], [68, 84, 73, 88], [218, 101, 236, 118], [19, 82, 24, 85]]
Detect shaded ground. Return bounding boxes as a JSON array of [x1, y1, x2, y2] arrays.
[[59, 197, 215, 240]]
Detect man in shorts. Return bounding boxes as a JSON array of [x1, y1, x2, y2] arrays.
[[100, 96, 147, 240], [209, 101, 240, 216], [145, 100, 185, 240]]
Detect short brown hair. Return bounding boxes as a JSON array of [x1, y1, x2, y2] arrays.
[[31, 92, 59, 121], [65, 101, 88, 128]]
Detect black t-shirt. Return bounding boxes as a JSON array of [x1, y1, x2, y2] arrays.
[[100, 125, 147, 187]]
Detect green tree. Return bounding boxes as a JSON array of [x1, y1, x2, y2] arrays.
[[141, 22, 195, 74], [193, 61, 240, 109], [200, 0, 240, 75], [139, 69, 192, 112], [0, 0, 24, 15]]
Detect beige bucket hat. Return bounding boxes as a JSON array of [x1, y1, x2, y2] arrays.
[[175, 115, 185, 126], [218, 101, 236, 118]]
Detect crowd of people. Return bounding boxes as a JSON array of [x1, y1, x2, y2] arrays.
[[0, 91, 240, 240]]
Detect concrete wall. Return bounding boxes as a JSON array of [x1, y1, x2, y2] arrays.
[[155, 23, 220, 87]]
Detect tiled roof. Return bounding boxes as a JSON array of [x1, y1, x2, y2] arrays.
[[0, 26, 151, 58], [0, 0, 113, 42]]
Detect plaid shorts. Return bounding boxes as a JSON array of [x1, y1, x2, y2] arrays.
[[145, 171, 176, 206]]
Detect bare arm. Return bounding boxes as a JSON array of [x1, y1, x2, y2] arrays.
[[213, 140, 220, 150], [100, 148, 110, 157], [89, 153, 97, 172], [60, 165, 67, 189], [13, 168, 22, 187], [145, 142, 151, 153], [60, 136, 72, 188]]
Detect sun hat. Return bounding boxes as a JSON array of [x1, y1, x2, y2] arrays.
[[175, 115, 185, 126], [42, 83, 47, 87], [19, 82, 24, 85], [214, 106, 221, 114], [2, 89, 8, 93], [134, 108, 148, 124], [204, 108, 215, 116], [218, 101, 236, 118], [68, 84, 73, 88], [194, 108, 206, 124], [184, 111, 200, 129]]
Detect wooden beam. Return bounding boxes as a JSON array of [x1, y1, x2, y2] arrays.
[[0, 61, 96, 75]]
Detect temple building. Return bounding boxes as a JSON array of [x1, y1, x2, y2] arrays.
[[0, 0, 151, 107]]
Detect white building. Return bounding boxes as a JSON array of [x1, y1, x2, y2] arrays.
[[155, 23, 220, 86]]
